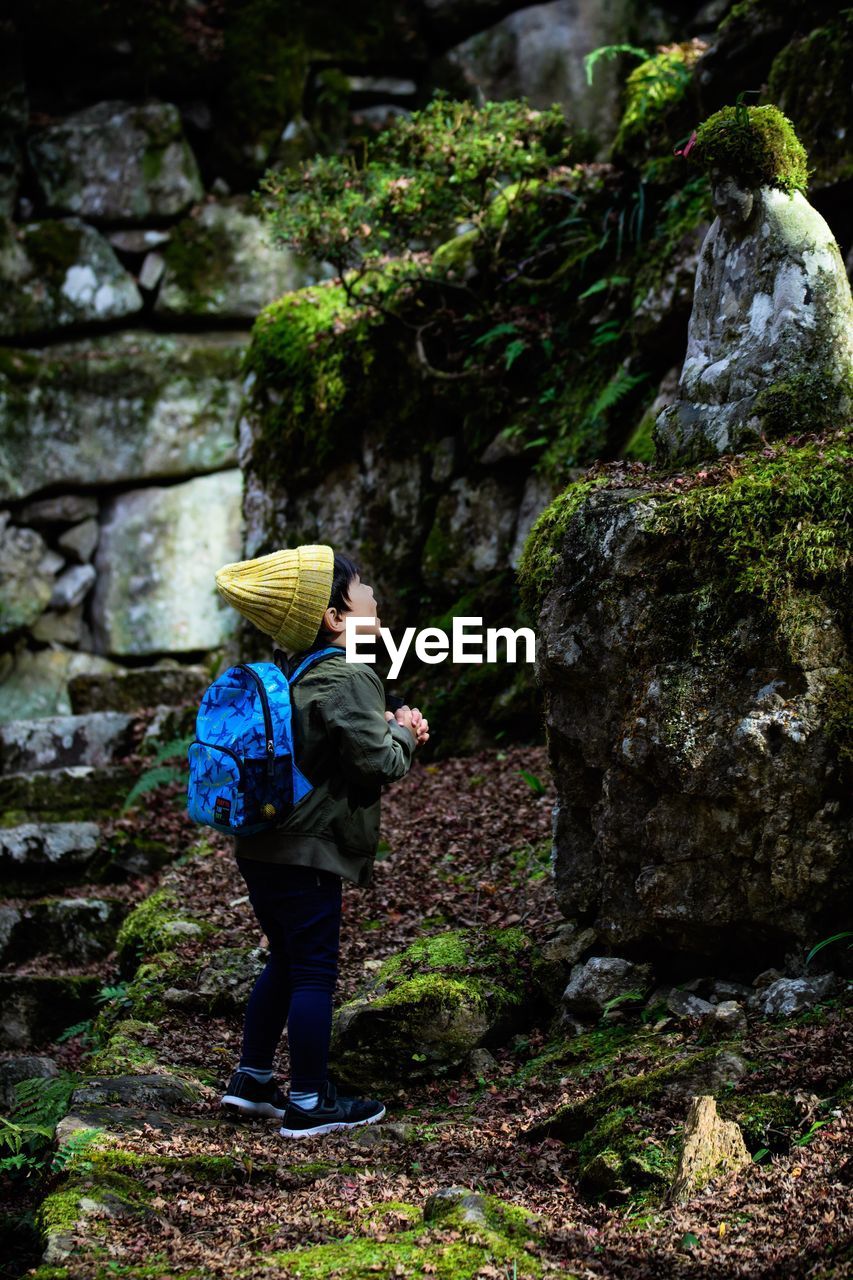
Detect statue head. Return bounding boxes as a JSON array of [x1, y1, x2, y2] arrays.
[[710, 171, 755, 229]]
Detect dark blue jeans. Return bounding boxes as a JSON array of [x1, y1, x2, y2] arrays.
[[236, 857, 342, 1092]]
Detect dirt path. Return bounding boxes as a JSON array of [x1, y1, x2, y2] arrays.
[[13, 746, 853, 1279]]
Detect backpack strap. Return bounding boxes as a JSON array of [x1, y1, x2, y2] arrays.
[[287, 645, 345, 687]]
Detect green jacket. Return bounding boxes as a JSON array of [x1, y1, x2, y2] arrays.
[[234, 647, 416, 887]]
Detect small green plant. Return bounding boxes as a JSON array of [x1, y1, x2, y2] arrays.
[[584, 44, 651, 85], [600, 989, 647, 1018], [518, 769, 547, 794], [806, 930, 853, 966], [121, 734, 193, 814]]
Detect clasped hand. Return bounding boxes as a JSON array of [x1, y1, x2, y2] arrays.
[[384, 704, 429, 745]]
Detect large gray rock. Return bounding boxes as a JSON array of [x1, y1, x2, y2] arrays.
[[756, 974, 835, 1018], [0, 218, 142, 338], [19, 494, 98, 527], [155, 198, 326, 319], [0, 646, 119, 724], [0, 712, 135, 773], [0, 898, 121, 965], [562, 956, 654, 1019], [57, 518, 99, 564], [27, 101, 203, 222], [91, 469, 243, 657], [49, 564, 96, 610], [536, 486, 851, 963], [655, 186, 853, 462], [0, 516, 55, 636], [0, 765, 135, 821], [0, 823, 101, 875], [441, 0, 634, 152], [0, 331, 247, 501]]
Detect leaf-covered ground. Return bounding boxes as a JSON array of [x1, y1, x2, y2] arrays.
[[15, 746, 853, 1278]]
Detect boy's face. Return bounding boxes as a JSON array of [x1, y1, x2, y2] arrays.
[[324, 574, 381, 644]]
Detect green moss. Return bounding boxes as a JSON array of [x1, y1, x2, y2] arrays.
[[515, 475, 609, 617], [244, 271, 400, 486], [576, 1105, 678, 1199], [538, 1043, 745, 1141], [752, 368, 853, 439], [268, 1210, 544, 1279], [692, 104, 809, 194], [115, 888, 192, 962], [87, 1019, 158, 1076], [718, 1091, 803, 1152], [160, 217, 234, 313], [815, 670, 853, 766], [37, 1169, 151, 1240], [767, 15, 853, 188], [641, 434, 852, 626], [21, 220, 84, 273]]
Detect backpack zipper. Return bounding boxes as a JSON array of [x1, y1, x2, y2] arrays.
[[236, 664, 276, 776], [192, 739, 245, 789]]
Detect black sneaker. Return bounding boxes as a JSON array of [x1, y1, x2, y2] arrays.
[[279, 1078, 385, 1138], [221, 1070, 288, 1119]]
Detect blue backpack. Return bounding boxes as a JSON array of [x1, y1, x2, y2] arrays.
[[186, 646, 342, 837]]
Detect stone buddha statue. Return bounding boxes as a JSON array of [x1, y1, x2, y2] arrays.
[[654, 106, 853, 464]]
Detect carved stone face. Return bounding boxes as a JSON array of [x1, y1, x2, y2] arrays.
[[711, 173, 755, 229]]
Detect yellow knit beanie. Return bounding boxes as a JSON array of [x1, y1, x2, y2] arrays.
[[214, 544, 335, 653]]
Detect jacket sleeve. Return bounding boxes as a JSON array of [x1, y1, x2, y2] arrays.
[[318, 666, 416, 786]]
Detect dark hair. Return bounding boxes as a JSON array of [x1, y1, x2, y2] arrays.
[[273, 552, 361, 672]]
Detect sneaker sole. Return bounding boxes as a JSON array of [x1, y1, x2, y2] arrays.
[[221, 1095, 286, 1120], [279, 1104, 386, 1139]]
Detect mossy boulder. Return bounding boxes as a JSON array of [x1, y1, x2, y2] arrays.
[[329, 927, 532, 1088], [767, 14, 853, 189], [577, 1105, 679, 1201], [524, 437, 852, 964]]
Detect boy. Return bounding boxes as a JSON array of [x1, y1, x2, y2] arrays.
[[213, 544, 429, 1137]]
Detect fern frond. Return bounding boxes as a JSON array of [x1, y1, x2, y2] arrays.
[[147, 735, 194, 765], [584, 43, 649, 85], [121, 764, 186, 813], [586, 370, 648, 421]]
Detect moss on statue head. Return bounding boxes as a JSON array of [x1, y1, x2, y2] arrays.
[[693, 104, 809, 194]]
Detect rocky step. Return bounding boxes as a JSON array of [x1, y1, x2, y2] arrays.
[[0, 895, 125, 966], [0, 764, 137, 822], [0, 821, 172, 891], [0, 971, 103, 1051], [68, 664, 211, 714], [0, 711, 137, 775]]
